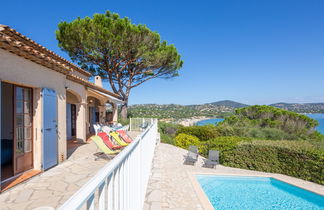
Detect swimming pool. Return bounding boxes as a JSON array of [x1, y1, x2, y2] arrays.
[[196, 175, 324, 209]]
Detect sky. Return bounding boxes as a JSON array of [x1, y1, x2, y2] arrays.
[[1, 0, 323, 105]]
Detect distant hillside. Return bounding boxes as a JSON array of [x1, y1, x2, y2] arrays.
[[270, 103, 324, 113], [209, 100, 248, 108], [128, 101, 324, 120], [128, 100, 247, 119]]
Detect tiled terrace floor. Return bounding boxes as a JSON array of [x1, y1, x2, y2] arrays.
[[144, 143, 324, 210], [0, 141, 109, 210]]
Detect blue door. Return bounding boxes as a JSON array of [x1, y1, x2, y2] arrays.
[[42, 88, 58, 170], [66, 104, 72, 140]]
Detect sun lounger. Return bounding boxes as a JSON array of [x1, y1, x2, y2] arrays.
[[110, 131, 128, 146], [116, 130, 133, 143], [90, 136, 119, 160], [204, 150, 219, 168], [93, 124, 101, 135], [140, 122, 149, 130], [185, 145, 198, 165], [102, 125, 112, 134], [98, 132, 124, 150]]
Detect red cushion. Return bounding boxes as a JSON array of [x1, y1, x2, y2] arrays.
[[98, 132, 123, 149], [117, 130, 132, 143]]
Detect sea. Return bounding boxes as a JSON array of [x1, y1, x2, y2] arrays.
[[196, 113, 324, 134]]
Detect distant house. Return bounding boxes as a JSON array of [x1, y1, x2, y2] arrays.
[[0, 25, 123, 190]]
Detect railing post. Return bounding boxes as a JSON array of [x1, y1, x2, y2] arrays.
[[98, 181, 106, 210], [129, 118, 132, 131], [87, 194, 95, 210], [107, 174, 113, 210]]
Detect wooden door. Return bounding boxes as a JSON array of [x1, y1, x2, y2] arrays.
[[13, 86, 33, 175]]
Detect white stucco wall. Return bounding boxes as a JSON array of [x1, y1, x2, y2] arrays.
[[66, 80, 87, 142], [0, 49, 88, 170]]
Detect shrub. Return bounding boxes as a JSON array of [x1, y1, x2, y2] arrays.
[[159, 122, 182, 135], [175, 133, 200, 149], [158, 122, 182, 145], [219, 105, 320, 140], [117, 117, 130, 125], [198, 136, 252, 157], [177, 125, 219, 140], [160, 133, 176, 145], [222, 140, 324, 184]]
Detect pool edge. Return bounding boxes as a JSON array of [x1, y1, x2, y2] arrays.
[[192, 172, 324, 197], [187, 171, 215, 210]]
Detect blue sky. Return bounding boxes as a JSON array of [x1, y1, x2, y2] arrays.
[[1, 0, 323, 105]]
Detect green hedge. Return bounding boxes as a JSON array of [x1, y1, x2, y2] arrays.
[[198, 136, 252, 157], [222, 140, 324, 184], [177, 125, 219, 140]]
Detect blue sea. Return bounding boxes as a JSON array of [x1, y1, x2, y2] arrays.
[[196, 113, 324, 134], [306, 113, 324, 134], [196, 118, 224, 126]]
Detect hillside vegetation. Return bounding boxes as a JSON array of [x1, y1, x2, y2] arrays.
[[128, 103, 236, 119], [159, 105, 324, 184], [271, 103, 324, 113], [218, 105, 321, 140], [128, 101, 324, 120]]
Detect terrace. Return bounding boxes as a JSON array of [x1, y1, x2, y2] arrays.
[[0, 119, 323, 210], [144, 143, 324, 210]]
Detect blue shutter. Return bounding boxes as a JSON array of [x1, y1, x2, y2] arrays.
[[0, 81, 2, 179], [42, 88, 58, 170], [66, 104, 72, 140]]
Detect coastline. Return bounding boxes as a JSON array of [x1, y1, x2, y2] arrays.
[[177, 116, 212, 126]]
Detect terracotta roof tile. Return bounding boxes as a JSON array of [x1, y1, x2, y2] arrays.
[[0, 24, 123, 102], [0, 24, 91, 77]]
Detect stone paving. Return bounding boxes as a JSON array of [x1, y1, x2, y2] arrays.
[[0, 141, 109, 210], [1, 137, 323, 210], [144, 143, 324, 210]]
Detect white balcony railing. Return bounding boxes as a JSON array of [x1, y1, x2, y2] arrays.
[[129, 118, 156, 132], [59, 119, 158, 210]]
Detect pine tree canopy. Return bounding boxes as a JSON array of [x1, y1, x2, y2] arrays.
[[56, 11, 183, 100]]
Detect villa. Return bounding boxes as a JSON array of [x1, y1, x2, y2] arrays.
[[0, 26, 323, 210], [0, 24, 123, 191]]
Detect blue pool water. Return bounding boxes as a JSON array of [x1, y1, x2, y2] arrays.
[[196, 175, 324, 210]]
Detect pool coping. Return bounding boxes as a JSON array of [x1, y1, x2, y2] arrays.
[[188, 171, 324, 210], [187, 171, 214, 210]]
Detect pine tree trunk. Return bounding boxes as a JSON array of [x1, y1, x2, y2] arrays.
[[121, 102, 128, 120]]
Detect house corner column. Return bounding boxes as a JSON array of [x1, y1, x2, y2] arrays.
[[98, 105, 106, 124], [77, 102, 87, 142]]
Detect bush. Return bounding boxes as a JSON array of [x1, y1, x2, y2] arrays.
[[159, 122, 181, 136], [117, 117, 130, 125], [175, 133, 200, 149], [218, 105, 321, 140], [221, 140, 324, 184], [158, 122, 182, 145], [160, 133, 176, 145], [198, 136, 252, 157], [177, 125, 219, 140]]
